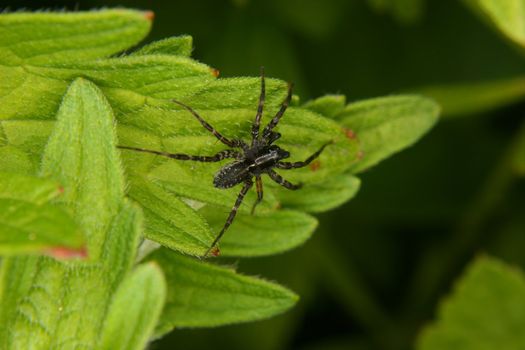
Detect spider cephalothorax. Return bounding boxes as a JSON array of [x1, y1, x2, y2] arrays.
[[119, 68, 331, 257]]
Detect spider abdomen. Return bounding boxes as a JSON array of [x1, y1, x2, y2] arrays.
[[213, 160, 251, 189]]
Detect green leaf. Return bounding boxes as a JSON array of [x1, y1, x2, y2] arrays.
[[0, 78, 142, 348], [303, 94, 347, 119], [0, 172, 84, 256], [0, 146, 35, 175], [0, 201, 142, 349], [99, 262, 166, 350], [276, 174, 361, 213], [415, 77, 525, 117], [0, 11, 361, 259], [0, 198, 84, 256], [0, 9, 152, 65], [337, 95, 439, 173], [418, 256, 525, 350], [40, 78, 125, 259], [200, 206, 318, 257], [127, 177, 215, 257], [148, 248, 298, 334], [145, 79, 360, 194], [465, 0, 525, 48], [134, 35, 193, 56], [0, 55, 214, 121], [0, 172, 62, 204]]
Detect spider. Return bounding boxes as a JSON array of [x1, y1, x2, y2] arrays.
[[119, 68, 331, 257]]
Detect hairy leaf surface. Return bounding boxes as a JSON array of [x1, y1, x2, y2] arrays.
[[201, 206, 318, 257], [99, 263, 166, 350], [337, 95, 439, 173], [0, 79, 141, 349], [149, 248, 298, 334]]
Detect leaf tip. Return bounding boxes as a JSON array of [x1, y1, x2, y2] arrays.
[[143, 11, 155, 21], [211, 68, 220, 78], [209, 246, 221, 257]]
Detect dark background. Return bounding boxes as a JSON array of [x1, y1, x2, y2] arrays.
[[3, 1, 525, 349]]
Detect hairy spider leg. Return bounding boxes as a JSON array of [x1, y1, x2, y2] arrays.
[[267, 169, 302, 190], [251, 175, 264, 214], [276, 141, 332, 169], [118, 146, 241, 162], [172, 99, 244, 148], [205, 179, 254, 257], [262, 82, 293, 138], [251, 67, 266, 146]]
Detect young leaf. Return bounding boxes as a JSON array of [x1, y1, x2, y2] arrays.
[[40, 78, 125, 259], [337, 95, 439, 173], [0, 77, 142, 349], [127, 177, 215, 256], [276, 174, 361, 213], [415, 77, 525, 117], [465, 0, 525, 48], [200, 206, 318, 257], [0, 9, 152, 65], [133, 35, 193, 56], [418, 256, 525, 350], [0, 201, 142, 349], [148, 248, 298, 334], [99, 263, 166, 350]]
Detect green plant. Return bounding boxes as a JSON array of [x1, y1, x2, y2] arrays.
[[414, 1, 525, 349], [0, 9, 438, 348]]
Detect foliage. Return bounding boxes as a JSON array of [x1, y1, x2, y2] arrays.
[[0, 8, 438, 349], [418, 256, 525, 350]]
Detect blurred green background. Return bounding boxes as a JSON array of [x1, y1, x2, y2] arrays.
[[3, 0, 525, 349]]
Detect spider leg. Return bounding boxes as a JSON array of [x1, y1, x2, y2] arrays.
[[267, 169, 302, 190], [251, 67, 266, 146], [118, 146, 241, 162], [205, 179, 254, 257], [276, 141, 332, 169], [262, 82, 293, 138], [251, 175, 263, 214], [172, 99, 243, 148]]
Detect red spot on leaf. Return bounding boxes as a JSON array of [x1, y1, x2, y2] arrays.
[[343, 127, 357, 139], [211, 68, 220, 78], [210, 246, 221, 257], [47, 246, 88, 260], [143, 11, 155, 21], [57, 186, 65, 195], [310, 160, 321, 171]]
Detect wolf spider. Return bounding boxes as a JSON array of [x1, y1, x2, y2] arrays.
[[119, 68, 331, 257]]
